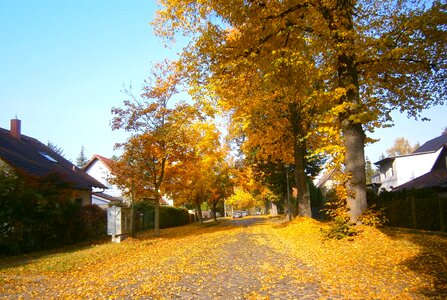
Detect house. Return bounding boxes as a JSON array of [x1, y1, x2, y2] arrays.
[[373, 134, 447, 192], [0, 119, 106, 205], [315, 168, 343, 194], [82, 154, 124, 209], [393, 145, 447, 191], [83, 154, 174, 208]]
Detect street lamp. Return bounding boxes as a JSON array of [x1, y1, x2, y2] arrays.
[[285, 164, 292, 221]]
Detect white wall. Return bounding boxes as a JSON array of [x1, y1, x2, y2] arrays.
[[85, 159, 122, 198], [379, 150, 441, 191]]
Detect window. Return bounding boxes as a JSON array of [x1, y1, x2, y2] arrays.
[[39, 151, 58, 163]]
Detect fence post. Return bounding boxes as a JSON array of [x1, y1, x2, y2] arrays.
[[411, 196, 417, 229]]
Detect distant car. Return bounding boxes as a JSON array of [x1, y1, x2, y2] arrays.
[[232, 211, 243, 218], [241, 211, 248, 217]]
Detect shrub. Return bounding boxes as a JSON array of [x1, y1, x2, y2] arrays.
[[358, 204, 388, 227], [79, 205, 107, 240], [0, 170, 107, 256], [323, 216, 358, 240], [134, 203, 190, 230]]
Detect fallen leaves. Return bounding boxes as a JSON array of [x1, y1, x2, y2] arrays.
[[0, 217, 446, 299]]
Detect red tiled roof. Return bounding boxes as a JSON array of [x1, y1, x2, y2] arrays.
[[83, 154, 117, 173]]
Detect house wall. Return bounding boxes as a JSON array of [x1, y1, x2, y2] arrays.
[[85, 160, 122, 198], [92, 194, 110, 209], [72, 189, 92, 206], [379, 150, 441, 191]]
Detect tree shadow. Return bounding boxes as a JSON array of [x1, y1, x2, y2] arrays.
[[380, 226, 447, 298]]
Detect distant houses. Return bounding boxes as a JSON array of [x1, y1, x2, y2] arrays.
[[0, 119, 106, 204]]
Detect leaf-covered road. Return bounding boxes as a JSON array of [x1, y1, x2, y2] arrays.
[[1, 216, 446, 299]]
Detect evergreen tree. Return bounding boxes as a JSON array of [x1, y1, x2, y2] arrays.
[[76, 146, 88, 168], [47, 141, 64, 156]]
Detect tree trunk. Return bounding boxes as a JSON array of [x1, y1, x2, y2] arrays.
[[335, 0, 368, 222], [342, 122, 367, 222], [288, 103, 311, 217], [154, 193, 161, 237], [130, 203, 136, 237], [212, 201, 218, 222], [195, 197, 203, 224], [294, 142, 312, 217]]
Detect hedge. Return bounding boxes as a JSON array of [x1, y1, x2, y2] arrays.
[[134, 203, 190, 231], [0, 171, 107, 256]]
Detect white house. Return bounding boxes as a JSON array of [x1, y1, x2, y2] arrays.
[[373, 134, 447, 192], [83, 154, 123, 209]]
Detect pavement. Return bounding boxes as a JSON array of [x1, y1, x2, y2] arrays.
[[149, 217, 336, 299]]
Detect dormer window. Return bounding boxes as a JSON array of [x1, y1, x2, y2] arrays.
[[39, 151, 58, 163]]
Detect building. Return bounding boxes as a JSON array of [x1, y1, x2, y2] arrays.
[[83, 154, 124, 208], [373, 134, 447, 192], [0, 119, 106, 204]]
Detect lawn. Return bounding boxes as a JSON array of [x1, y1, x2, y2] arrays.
[[0, 217, 446, 299]]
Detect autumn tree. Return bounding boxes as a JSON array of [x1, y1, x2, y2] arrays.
[[167, 121, 227, 224], [208, 159, 233, 222], [386, 137, 419, 156], [111, 60, 193, 237], [154, 0, 446, 221]]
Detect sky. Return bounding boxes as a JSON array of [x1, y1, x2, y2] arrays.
[[1, 1, 446, 165]]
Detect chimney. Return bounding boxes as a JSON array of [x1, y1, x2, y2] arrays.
[[10, 119, 21, 140]]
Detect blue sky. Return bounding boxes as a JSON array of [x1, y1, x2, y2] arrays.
[[1, 1, 445, 165]]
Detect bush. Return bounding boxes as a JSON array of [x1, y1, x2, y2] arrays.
[[358, 204, 388, 227], [79, 205, 107, 240], [134, 203, 190, 230], [0, 171, 107, 256], [323, 216, 358, 240]]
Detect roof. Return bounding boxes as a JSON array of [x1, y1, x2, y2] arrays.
[[393, 169, 447, 191], [315, 169, 336, 188], [83, 154, 117, 173], [0, 127, 106, 190], [413, 134, 447, 154], [92, 192, 123, 202]]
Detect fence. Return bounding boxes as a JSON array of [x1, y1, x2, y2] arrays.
[[375, 192, 446, 232]]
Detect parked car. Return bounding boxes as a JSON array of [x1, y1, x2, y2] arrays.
[[232, 211, 243, 218], [241, 211, 248, 217]]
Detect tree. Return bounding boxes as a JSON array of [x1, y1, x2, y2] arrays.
[[47, 141, 64, 156], [76, 146, 88, 168], [167, 121, 227, 224], [365, 157, 376, 185], [111, 60, 194, 237], [386, 137, 419, 156], [155, 0, 446, 221]]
